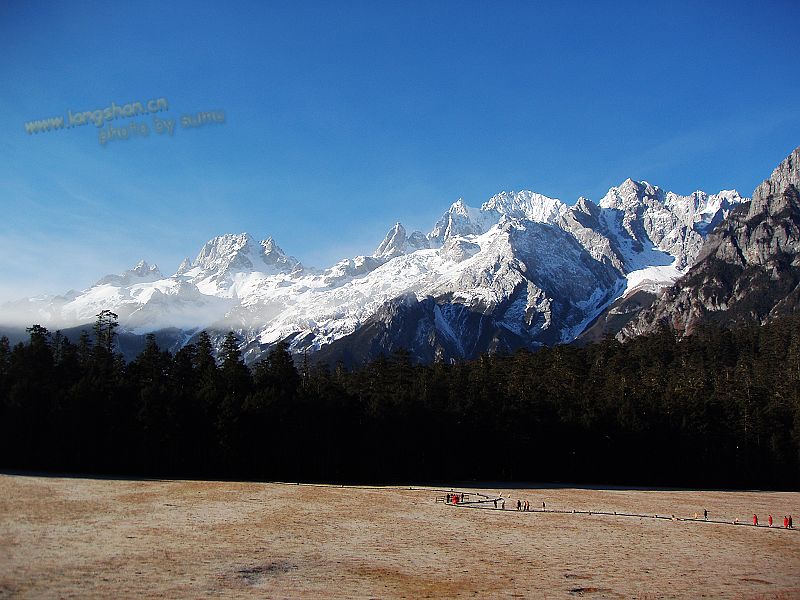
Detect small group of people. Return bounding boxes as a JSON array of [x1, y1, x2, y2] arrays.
[[446, 495, 794, 530], [701, 509, 794, 528], [760, 514, 793, 528], [749, 514, 792, 527]]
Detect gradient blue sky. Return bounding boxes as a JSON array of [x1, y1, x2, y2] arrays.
[[1, 0, 798, 302]]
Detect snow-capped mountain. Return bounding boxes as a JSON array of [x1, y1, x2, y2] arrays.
[[1, 179, 746, 364]]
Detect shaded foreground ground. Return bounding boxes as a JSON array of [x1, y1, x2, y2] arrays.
[[1, 475, 799, 598]]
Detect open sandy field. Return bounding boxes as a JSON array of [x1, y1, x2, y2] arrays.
[[0, 474, 798, 599]]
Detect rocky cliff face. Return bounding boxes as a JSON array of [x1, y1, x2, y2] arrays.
[[620, 146, 800, 340]]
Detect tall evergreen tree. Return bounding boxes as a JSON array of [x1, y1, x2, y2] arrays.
[[216, 332, 251, 467], [93, 310, 119, 352]]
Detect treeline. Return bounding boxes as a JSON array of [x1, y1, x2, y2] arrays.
[[1, 310, 799, 488]]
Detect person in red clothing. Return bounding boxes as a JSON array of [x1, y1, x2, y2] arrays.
[[753, 514, 758, 526], [769, 514, 773, 527], [784, 516, 789, 529]]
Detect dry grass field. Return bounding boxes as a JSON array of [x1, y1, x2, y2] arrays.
[[1, 474, 799, 599]]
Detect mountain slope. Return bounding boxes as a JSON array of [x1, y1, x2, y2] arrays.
[[620, 146, 800, 339]]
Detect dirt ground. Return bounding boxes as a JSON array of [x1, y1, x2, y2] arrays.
[[0, 474, 798, 599]]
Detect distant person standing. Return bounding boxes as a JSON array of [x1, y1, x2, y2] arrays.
[[753, 514, 758, 526], [704, 509, 708, 521], [784, 516, 789, 529], [542, 501, 546, 510], [769, 514, 773, 527], [494, 499, 497, 508], [517, 500, 521, 511], [501, 500, 505, 510]]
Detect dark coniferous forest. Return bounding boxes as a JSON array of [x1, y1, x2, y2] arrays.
[[1, 310, 799, 489]]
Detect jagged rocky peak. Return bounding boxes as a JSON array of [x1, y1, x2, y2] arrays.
[[599, 178, 665, 210], [749, 146, 800, 218], [481, 190, 567, 223], [131, 259, 162, 277], [593, 176, 749, 270], [449, 198, 469, 213], [408, 230, 430, 250], [261, 236, 281, 255], [428, 198, 488, 243], [374, 223, 431, 259], [193, 232, 258, 271], [192, 232, 300, 277], [566, 196, 603, 232], [175, 257, 192, 275], [599, 178, 745, 227], [94, 259, 163, 286], [664, 189, 745, 235], [374, 222, 407, 258], [261, 236, 302, 272], [573, 196, 597, 216], [728, 146, 800, 266]]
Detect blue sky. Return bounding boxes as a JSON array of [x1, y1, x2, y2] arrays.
[[1, 0, 798, 302]]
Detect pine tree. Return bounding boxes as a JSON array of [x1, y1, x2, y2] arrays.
[[216, 332, 252, 468], [93, 310, 119, 352], [220, 332, 252, 396], [0, 336, 10, 399], [77, 330, 93, 368], [127, 334, 174, 469], [193, 330, 221, 416]]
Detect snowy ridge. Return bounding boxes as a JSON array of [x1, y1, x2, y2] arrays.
[[482, 190, 568, 223], [2, 180, 747, 362]]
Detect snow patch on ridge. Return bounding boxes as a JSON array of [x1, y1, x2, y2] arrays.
[[624, 263, 685, 295]]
